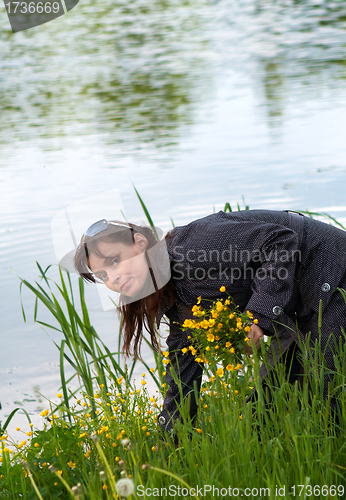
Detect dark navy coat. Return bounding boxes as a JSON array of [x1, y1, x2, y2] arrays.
[[157, 210, 346, 431]]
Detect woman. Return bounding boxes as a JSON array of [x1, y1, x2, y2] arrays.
[[74, 209, 346, 432]]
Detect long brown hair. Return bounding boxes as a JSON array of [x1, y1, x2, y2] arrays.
[[74, 223, 174, 359]]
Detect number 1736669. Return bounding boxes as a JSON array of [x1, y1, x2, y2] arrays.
[[5, 1, 61, 14]]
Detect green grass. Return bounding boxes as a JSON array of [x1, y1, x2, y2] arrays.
[[1, 340, 346, 499], [1, 195, 346, 499]]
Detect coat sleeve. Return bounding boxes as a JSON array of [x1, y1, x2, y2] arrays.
[[169, 214, 302, 336], [158, 306, 203, 433], [242, 222, 301, 334]]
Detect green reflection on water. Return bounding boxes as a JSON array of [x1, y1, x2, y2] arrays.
[[1, 0, 346, 149], [0, 0, 211, 149]]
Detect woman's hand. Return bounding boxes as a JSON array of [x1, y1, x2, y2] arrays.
[[245, 324, 264, 355]]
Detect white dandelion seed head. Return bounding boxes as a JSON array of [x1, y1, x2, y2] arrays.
[[115, 478, 135, 497]]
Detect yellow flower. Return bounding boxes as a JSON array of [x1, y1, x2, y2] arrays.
[[229, 313, 234, 319], [141, 380, 146, 386], [239, 415, 243, 420], [215, 345, 219, 350], [225, 299, 230, 305], [34, 443, 40, 448], [216, 301, 223, 312], [234, 390, 238, 395], [226, 364, 234, 371], [216, 367, 224, 377], [253, 319, 259, 324], [56, 393, 63, 399], [197, 296, 202, 304], [181, 348, 188, 354], [205, 346, 210, 351], [183, 319, 193, 328], [26, 431, 33, 437], [150, 368, 155, 372], [16, 427, 20, 431], [209, 319, 215, 327], [244, 337, 250, 343], [163, 359, 169, 365], [162, 351, 169, 357], [235, 363, 242, 370], [211, 310, 219, 319], [225, 342, 231, 348], [207, 333, 215, 342], [244, 326, 251, 332], [196, 428, 202, 434], [58, 470, 62, 476], [67, 461, 76, 468], [229, 347, 235, 353], [219, 286, 226, 292], [142, 426, 147, 431]]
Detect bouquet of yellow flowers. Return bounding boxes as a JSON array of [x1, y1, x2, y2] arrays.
[[180, 286, 260, 377]]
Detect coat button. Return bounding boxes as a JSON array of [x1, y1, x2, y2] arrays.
[[158, 416, 166, 426], [321, 283, 331, 293], [272, 306, 283, 316]]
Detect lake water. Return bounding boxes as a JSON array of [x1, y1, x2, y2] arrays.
[[1, 0, 346, 433]]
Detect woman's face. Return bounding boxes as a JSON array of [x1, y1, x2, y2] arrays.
[[88, 234, 150, 297]]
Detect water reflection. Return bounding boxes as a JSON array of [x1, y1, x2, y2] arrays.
[[0, 0, 210, 149], [212, 0, 346, 126], [1, 0, 346, 148]]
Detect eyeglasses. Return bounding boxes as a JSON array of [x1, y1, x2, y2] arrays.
[[82, 219, 135, 243]]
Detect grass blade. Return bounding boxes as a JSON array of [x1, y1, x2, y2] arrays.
[[133, 185, 159, 240]]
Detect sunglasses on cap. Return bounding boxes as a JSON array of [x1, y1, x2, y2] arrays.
[[81, 219, 136, 243]]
